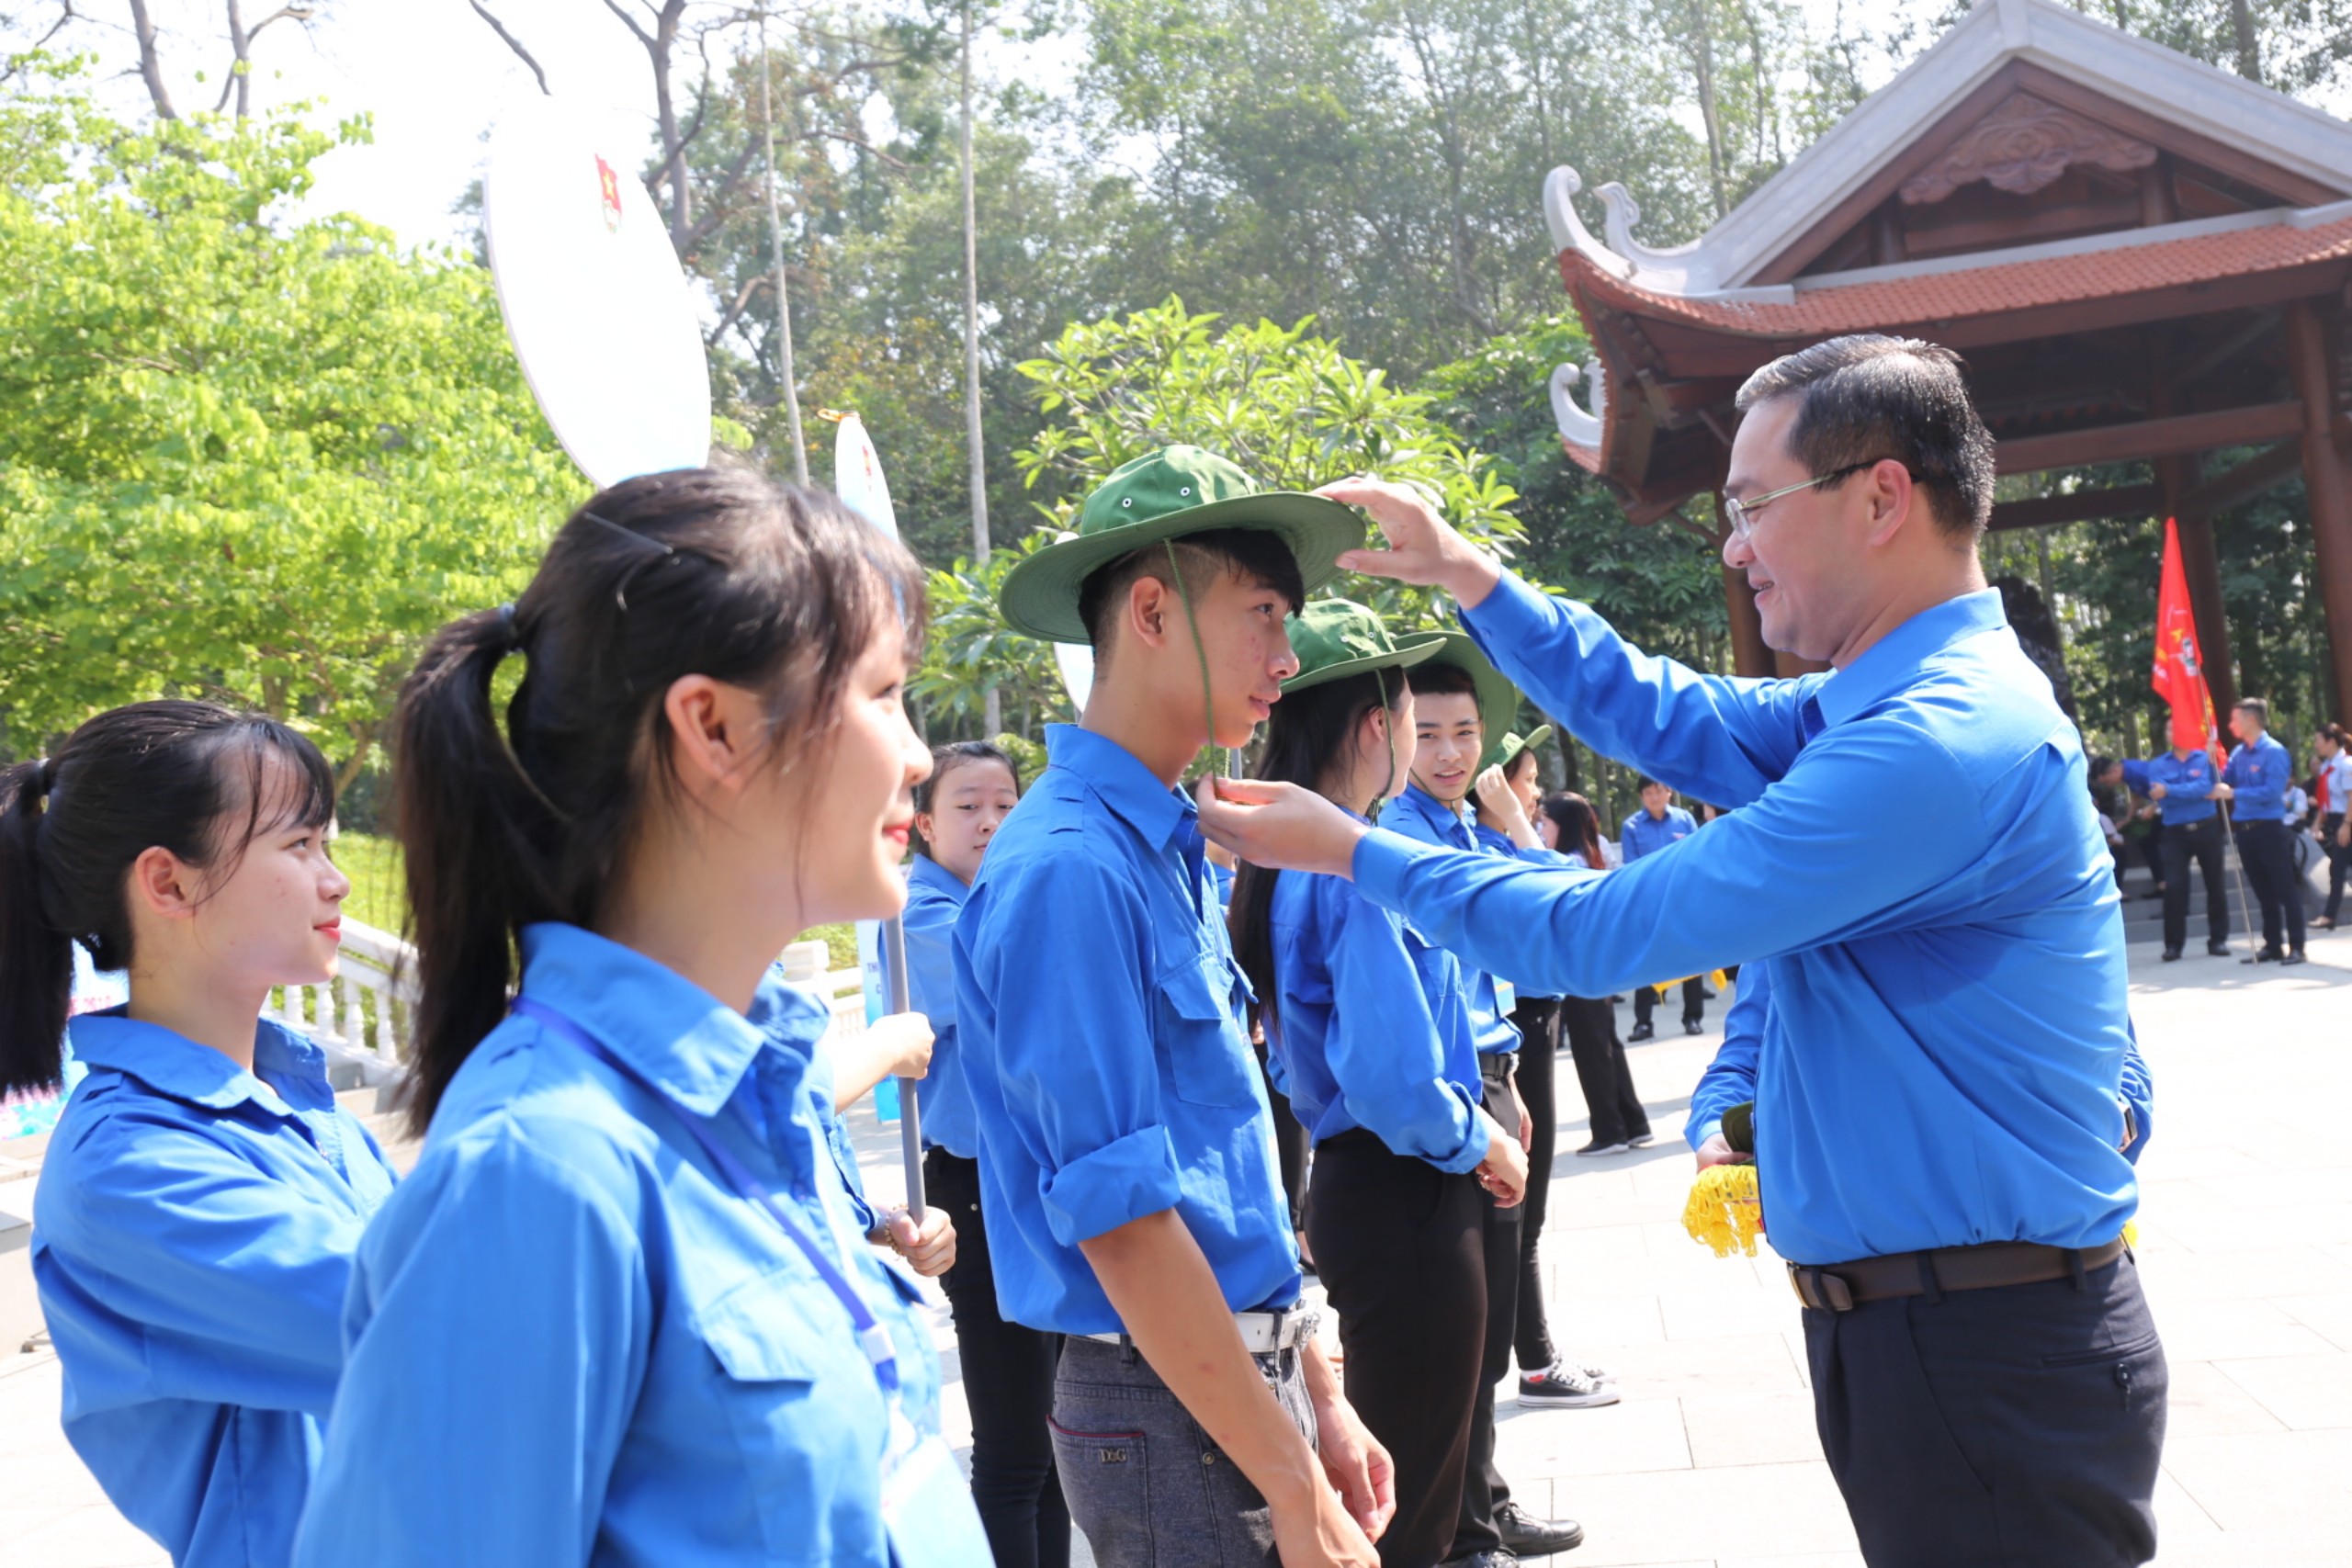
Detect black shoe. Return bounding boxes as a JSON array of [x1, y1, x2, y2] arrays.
[[2161, 946, 2183, 962], [1495, 1502, 1585, 1555], [1682, 1018, 1703, 1035], [1440, 1553, 1518, 1568], [2207, 940, 2231, 956], [1627, 1022, 1654, 1042], [1574, 1138, 1630, 1156], [2282, 949, 2309, 966], [2245, 946, 2285, 964]]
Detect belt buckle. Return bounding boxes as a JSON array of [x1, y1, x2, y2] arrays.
[[1788, 1264, 1854, 1313]]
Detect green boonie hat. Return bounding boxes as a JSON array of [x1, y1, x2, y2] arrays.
[[997, 446, 1365, 644], [1281, 600, 1447, 694], [1415, 632, 1521, 750], [1481, 725, 1555, 774]]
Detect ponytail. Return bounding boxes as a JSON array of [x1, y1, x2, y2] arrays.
[[0, 703, 334, 1096], [0, 759, 72, 1095], [393, 467, 927, 1137]]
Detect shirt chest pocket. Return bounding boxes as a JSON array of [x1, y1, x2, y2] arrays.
[[1156, 954, 1262, 1111]]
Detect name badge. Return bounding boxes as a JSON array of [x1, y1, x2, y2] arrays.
[[1492, 979, 1519, 1015]]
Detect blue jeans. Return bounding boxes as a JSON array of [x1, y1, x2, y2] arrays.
[[1050, 1335, 1317, 1568]]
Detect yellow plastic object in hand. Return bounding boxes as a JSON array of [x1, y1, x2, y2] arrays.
[[1682, 1162, 1764, 1258], [1649, 970, 1731, 998]]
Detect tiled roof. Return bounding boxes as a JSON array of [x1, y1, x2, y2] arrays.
[[1565, 210, 2352, 338]]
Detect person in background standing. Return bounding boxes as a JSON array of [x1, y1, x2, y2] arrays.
[[1619, 779, 1703, 1040], [2222, 699, 2307, 965], [2122, 743, 2232, 962], [2312, 724, 2351, 930], [1472, 737, 1622, 1417], [1538, 792, 1656, 1164], [904, 741, 1069, 1568]]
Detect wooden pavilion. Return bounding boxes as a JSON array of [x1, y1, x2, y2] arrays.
[[1543, 0, 2352, 716]]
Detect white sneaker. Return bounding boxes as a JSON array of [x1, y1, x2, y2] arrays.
[[1516, 1362, 1622, 1407]]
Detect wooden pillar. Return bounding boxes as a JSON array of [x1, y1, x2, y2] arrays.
[[2149, 366, 2237, 719], [1720, 559, 1773, 682], [2286, 298, 2352, 721]]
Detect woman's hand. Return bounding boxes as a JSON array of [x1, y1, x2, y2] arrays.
[[1474, 764, 1542, 850], [879, 1205, 956, 1277], [832, 1012, 936, 1112], [1473, 1110, 1528, 1207]]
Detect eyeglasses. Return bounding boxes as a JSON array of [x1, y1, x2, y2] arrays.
[[1722, 460, 1914, 541]]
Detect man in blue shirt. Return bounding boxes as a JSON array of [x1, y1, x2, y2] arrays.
[[1384, 641, 1583, 1565], [960, 447, 1392, 1568], [1199, 336, 2165, 1567], [2120, 744, 2233, 960], [1619, 778, 1705, 1039], [2222, 697, 2309, 964]]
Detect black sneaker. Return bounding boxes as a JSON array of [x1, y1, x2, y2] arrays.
[[1682, 1018, 1704, 1035], [1625, 1130, 1656, 1147], [1495, 1502, 1584, 1555], [1518, 1362, 1621, 1407], [2161, 947, 2183, 962], [1627, 1022, 1654, 1043], [1574, 1138, 1630, 1156], [2208, 940, 2232, 956]]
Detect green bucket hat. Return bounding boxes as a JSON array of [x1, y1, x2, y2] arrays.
[[1282, 600, 1448, 694], [1416, 632, 1521, 750], [1481, 724, 1555, 775], [997, 446, 1365, 644]]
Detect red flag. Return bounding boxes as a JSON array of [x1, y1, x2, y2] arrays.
[[2152, 517, 2222, 760]]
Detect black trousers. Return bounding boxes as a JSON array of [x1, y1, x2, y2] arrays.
[[2158, 817, 2228, 949], [1507, 998, 1560, 1371], [1804, 1252, 2166, 1567], [1306, 1132, 1487, 1568], [2233, 818, 2308, 953], [2324, 813, 2348, 920], [1450, 1055, 1525, 1561], [1634, 975, 1705, 1029], [1256, 1038, 1308, 1231], [1560, 994, 1650, 1149], [925, 1150, 1071, 1568]]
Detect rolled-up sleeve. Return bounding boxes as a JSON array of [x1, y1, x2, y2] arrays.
[[1352, 716, 1989, 998], [982, 856, 1184, 1245], [1462, 572, 1817, 807]]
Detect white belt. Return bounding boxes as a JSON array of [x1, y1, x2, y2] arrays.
[[1083, 1308, 1318, 1354]]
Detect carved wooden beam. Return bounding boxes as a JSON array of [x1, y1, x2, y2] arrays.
[[1987, 484, 2165, 532], [1994, 401, 2305, 475]]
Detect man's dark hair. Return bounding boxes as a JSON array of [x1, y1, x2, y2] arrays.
[[2235, 696, 2269, 725], [1636, 775, 1664, 791], [1405, 663, 1476, 700], [1735, 334, 1996, 544], [1078, 529, 1306, 655]]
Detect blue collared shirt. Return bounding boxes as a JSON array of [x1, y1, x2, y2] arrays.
[[296, 924, 949, 1568], [1472, 822, 1567, 1000], [1350, 575, 2142, 1266], [901, 855, 979, 1159], [954, 725, 1299, 1335], [33, 1012, 398, 1568], [2120, 750, 2220, 825], [2222, 732, 2294, 823], [1382, 787, 1523, 1055], [1265, 840, 1489, 1173], [1619, 806, 1697, 863]]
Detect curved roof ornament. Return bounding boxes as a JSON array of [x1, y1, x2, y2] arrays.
[[1597, 183, 1725, 293], [1549, 360, 1607, 451], [1542, 167, 1636, 279]]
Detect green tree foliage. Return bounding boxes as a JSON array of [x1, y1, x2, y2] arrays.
[[0, 61, 574, 780]]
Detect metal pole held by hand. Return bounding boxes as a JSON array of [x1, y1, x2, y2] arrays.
[[882, 915, 926, 1219]]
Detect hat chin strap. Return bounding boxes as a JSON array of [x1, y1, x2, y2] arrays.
[[1162, 540, 1234, 777], [1373, 668, 1404, 804]]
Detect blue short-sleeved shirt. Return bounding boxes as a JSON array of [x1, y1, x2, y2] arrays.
[[1265, 837, 1489, 1173], [954, 725, 1299, 1335], [295, 924, 947, 1568], [1619, 806, 1697, 863], [1382, 786, 1523, 1053], [2120, 750, 2221, 825], [901, 855, 978, 1159], [2222, 732, 2295, 823], [1348, 575, 2142, 1266], [33, 1012, 398, 1568]]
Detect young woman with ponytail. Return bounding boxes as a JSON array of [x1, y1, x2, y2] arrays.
[[1227, 600, 1529, 1568], [292, 468, 985, 1568], [1, 702, 398, 1568]]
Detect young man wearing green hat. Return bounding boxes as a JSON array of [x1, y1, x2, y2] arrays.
[[955, 447, 1394, 1568], [1227, 598, 1532, 1568], [1385, 646, 1588, 1564]]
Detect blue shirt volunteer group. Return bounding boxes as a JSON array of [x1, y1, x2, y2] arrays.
[[29, 565, 2153, 1566]]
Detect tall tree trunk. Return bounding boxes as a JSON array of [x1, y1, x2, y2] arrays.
[[1686, 0, 1730, 218], [959, 0, 1000, 738], [755, 6, 809, 486], [129, 0, 179, 119], [2229, 0, 2262, 83]]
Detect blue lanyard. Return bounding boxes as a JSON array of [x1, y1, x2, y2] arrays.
[[510, 996, 902, 1396]]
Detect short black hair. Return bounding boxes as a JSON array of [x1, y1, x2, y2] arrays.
[[2235, 696, 2270, 724], [1735, 334, 1996, 543], [1636, 775, 1666, 791], [1078, 528, 1306, 655], [1406, 663, 1476, 700]]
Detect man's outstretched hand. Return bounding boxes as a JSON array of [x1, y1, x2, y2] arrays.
[[1195, 776, 1372, 880], [1315, 477, 1504, 611]]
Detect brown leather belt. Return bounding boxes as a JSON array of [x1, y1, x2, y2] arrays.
[[1788, 1236, 2128, 1313]]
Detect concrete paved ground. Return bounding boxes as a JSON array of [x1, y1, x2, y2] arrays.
[[5, 935, 2346, 1566]]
